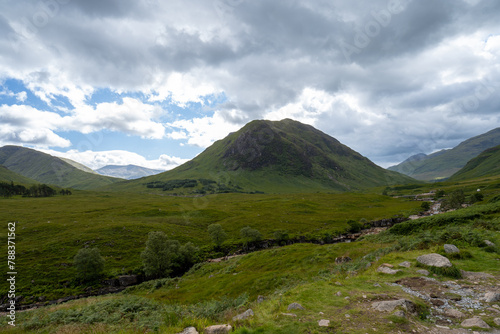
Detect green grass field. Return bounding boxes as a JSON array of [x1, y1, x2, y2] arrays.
[[0, 190, 422, 303], [1, 175, 500, 333]]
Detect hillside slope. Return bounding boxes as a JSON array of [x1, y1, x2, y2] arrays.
[[108, 119, 415, 193], [0, 165, 39, 184], [0, 146, 122, 190], [388, 127, 500, 181], [449, 144, 500, 181]]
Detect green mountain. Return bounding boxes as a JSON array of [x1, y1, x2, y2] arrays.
[[388, 127, 500, 181], [109, 119, 414, 193], [449, 144, 500, 181], [0, 145, 122, 190], [0, 165, 39, 184]]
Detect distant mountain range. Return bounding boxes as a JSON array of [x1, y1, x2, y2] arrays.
[[388, 127, 500, 181], [96, 165, 164, 180], [107, 119, 415, 193], [0, 146, 122, 190]]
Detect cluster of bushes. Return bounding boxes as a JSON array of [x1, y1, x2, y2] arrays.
[[145, 178, 245, 194], [0, 182, 71, 198], [145, 179, 198, 191]]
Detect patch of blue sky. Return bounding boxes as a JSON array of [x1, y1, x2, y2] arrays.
[[55, 129, 200, 160], [0, 78, 49, 110]]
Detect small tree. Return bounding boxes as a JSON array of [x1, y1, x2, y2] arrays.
[[346, 220, 362, 233], [73, 247, 105, 283], [421, 201, 431, 211], [207, 224, 228, 248], [141, 231, 181, 278], [240, 226, 262, 245]]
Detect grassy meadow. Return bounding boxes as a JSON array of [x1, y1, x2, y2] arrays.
[[1, 175, 500, 333]]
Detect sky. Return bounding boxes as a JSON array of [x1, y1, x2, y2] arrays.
[[0, 0, 499, 170]]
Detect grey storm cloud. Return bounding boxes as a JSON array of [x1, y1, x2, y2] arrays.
[[0, 0, 499, 166]]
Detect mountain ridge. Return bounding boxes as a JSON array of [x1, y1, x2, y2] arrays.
[[0, 145, 123, 190], [106, 119, 415, 193], [449, 144, 500, 181], [388, 127, 500, 181]]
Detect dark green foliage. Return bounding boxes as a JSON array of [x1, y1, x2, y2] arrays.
[[420, 202, 431, 211], [207, 224, 228, 247], [73, 247, 105, 283], [0, 181, 26, 197], [467, 192, 484, 203], [443, 250, 473, 260], [145, 179, 198, 191], [346, 219, 363, 233], [23, 296, 163, 331], [441, 189, 465, 210], [23, 184, 57, 197], [416, 262, 462, 278], [141, 231, 198, 278], [241, 226, 263, 244], [389, 201, 500, 235], [273, 230, 290, 245], [435, 190, 446, 198]]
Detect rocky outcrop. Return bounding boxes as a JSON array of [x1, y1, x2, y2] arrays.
[[484, 291, 500, 303], [377, 266, 401, 274], [204, 324, 232, 334], [444, 244, 460, 254], [177, 327, 198, 334], [460, 317, 490, 329], [232, 309, 254, 321], [287, 302, 305, 310], [416, 253, 452, 268], [372, 299, 416, 313]]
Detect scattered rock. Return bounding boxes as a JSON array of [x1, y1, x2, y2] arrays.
[[416, 253, 452, 268], [257, 295, 265, 303], [430, 299, 445, 307], [232, 309, 254, 321], [178, 327, 198, 334], [281, 313, 297, 317], [460, 317, 490, 329], [393, 310, 406, 317], [399, 261, 411, 268], [444, 308, 466, 319], [484, 292, 500, 303], [287, 302, 305, 310], [416, 269, 430, 276], [460, 270, 494, 280], [487, 307, 500, 314], [336, 291, 342, 297], [318, 319, 330, 327], [335, 282, 342, 286], [484, 240, 495, 247], [377, 266, 401, 275], [373, 283, 381, 287], [444, 244, 460, 254], [204, 325, 232, 334], [118, 275, 139, 287], [382, 263, 394, 268], [494, 318, 500, 326], [372, 299, 416, 313], [335, 256, 352, 264]]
